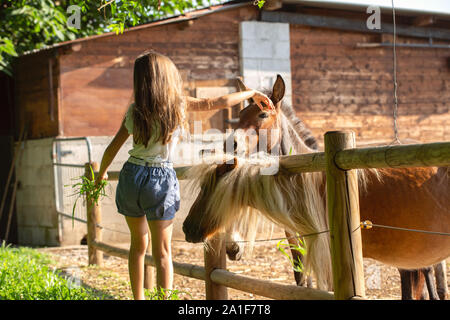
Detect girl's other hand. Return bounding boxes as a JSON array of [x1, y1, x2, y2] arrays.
[[253, 91, 275, 111], [95, 172, 108, 186]]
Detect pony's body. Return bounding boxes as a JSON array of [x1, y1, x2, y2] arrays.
[[183, 75, 450, 295], [359, 167, 449, 269]]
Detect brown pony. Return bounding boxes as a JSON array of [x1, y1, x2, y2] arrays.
[[183, 75, 450, 297], [232, 75, 447, 299]]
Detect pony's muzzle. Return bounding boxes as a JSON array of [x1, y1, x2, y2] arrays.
[[226, 242, 243, 261], [182, 223, 204, 243]]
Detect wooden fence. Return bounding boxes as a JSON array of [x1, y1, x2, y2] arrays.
[[85, 131, 450, 300]]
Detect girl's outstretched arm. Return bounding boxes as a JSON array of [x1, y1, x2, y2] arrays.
[[96, 119, 130, 184], [186, 89, 273, 112]]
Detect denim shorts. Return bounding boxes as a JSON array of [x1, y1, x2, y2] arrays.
[[115, 162, 180, 221]]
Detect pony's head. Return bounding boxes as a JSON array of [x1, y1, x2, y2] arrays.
[[225, 75, 286, 156], [182, 158, 238, 243], [236, 74, 285, 133], [227, 74, 318, 157]]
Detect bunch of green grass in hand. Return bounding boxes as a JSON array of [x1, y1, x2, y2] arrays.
[[66, 165, 108, 227]]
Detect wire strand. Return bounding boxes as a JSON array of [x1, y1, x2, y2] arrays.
[[369, 223, 450, 237], [227, 229, 331, 244]]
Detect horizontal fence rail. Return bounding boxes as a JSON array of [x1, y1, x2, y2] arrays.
[[336, 141, 450, 170], [83, 134, 450, 300], [91, 239, 335, 300], [103, 141, 450, 181]]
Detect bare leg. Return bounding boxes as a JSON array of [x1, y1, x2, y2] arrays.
[[125, 215, 149, 300], [148, 219, 174, 293]]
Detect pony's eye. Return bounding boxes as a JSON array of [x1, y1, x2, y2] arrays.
[[259, 113, 269, 119]]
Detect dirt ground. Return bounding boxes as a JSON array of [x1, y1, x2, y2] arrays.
[[38, 241, 449, 300]]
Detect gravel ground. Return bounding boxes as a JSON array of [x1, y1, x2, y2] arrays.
[[38, 241, 449, 300]]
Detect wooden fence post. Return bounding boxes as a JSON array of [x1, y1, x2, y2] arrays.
[[85, 162, 103, 266], [324, 131, 365, 300], [204, 236, 228, 300]]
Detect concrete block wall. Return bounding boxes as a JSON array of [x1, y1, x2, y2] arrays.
[[239, 21, 292, 106], [15, 138, 59, 246]]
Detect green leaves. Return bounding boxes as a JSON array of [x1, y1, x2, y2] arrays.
[[0, 0, 77, 76], [0, 39, 17, 57], [276, 234, 307, 273], [0, 38, 18, 76], [95, 0, 213, 34]]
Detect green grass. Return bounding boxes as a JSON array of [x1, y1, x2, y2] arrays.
[[144, 287, 191, 300], [276, 234, 307, 273], [0, 242, 102, 300]]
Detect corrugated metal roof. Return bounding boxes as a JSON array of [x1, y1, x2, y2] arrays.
[[284, 0, 450, 17]]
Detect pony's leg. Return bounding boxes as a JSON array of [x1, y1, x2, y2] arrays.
[[434, 261, 448, 300], [399, 269, 414, 300], [284, 230, 312, 287], [399, 269, 426, 300], [422, 267, 439, 300], [413, 269, 426, 300]]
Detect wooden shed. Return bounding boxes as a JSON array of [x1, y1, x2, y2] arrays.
[[8, 0, 450, 142], [2, 0, 449, 246]]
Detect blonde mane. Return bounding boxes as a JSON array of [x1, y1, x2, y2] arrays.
[[185, 153, 333, 290]]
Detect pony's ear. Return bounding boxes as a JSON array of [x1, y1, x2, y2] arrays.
[[216, 158, 238, 178], [236, 77, 247, 92], [236, 77, 254, 104], [270, 74, 285, 106]]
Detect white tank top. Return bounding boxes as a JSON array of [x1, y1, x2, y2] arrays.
[[124, 104, 184, 164]]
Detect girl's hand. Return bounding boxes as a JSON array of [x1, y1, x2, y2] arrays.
[[252, 90, 275, 111], [95, 172, 108, 186]]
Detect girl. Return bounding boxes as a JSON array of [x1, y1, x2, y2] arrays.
[[95, 50, 273, 300]]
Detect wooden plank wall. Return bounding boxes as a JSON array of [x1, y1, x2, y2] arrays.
[[14, 51, 59, 139], [290, 25, 450, 146], [59, 6, 258, 137]]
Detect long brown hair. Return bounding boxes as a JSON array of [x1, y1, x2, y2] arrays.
[[132, 50, 186, 147]]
